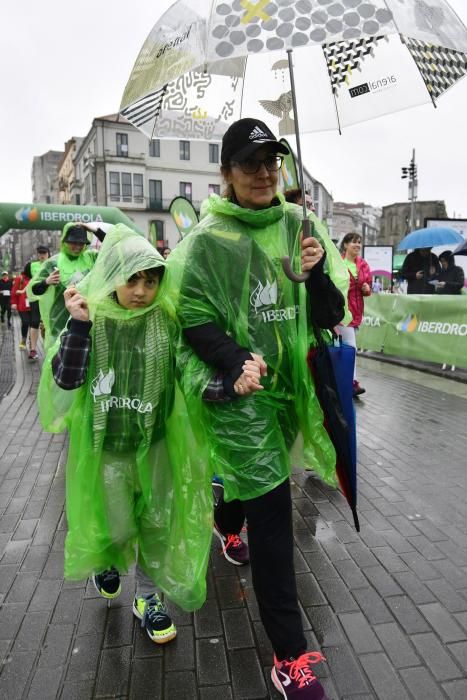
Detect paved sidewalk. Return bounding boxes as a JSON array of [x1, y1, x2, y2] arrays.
[[1, 320, 467, 699]]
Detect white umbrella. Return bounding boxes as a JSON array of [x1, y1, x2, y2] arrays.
[[121, 0, 467, 280]]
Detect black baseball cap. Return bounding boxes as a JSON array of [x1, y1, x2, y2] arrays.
[[221, 118, 289, 166], [63, 225, 89, 244], [36, 245, 50, 254]]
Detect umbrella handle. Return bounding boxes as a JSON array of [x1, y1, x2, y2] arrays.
[[281, 217, 312, 283]]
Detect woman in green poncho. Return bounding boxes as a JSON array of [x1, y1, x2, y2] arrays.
[[38, 225, 212, 644], [169, 118, 349, 699]]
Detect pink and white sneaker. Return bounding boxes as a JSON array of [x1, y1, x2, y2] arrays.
[[271, 652, 328, 699]]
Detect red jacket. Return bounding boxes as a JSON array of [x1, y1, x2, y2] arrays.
[[11, 274, 31, 313], [344, 256, 372, 328]]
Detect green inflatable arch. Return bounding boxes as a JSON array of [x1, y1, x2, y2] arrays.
[[0, 202, 144, 237]]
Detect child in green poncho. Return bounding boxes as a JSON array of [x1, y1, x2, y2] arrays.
[[38, 225, 212, 644]]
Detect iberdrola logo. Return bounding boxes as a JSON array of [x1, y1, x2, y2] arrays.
[[174, 210, 193, 230], [250, 279, 278, 312], [91, 369, 115, 401], [397, 314, 418, 333], [15, 206, 39, 223]]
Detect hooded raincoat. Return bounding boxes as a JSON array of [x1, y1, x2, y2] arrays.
[[27, 223, 98, 351], [38, 225, 212, 611], [169, 194, 350, 502]]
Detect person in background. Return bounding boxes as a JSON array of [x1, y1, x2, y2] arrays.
[[11, 265, 32, 350], [162, 247, 171, 260], [284, 187, 315, 212], [339, 233, 372, 398], [0, 271, 13, 328], [26, 245, 51, 359], [435, 251, 465, 294], [372, 276, 382, 293], [400, 247, 440, 294], [27, 224, 98, 351]]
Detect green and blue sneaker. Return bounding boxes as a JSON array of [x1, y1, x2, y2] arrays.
[[133, 593, 177, 644], [92, 567, 121, 599]]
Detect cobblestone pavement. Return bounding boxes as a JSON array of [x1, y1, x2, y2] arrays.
[[1, 319, 467, 699]]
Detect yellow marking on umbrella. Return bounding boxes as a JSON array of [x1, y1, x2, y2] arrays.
[[240, 0, 271, 24]]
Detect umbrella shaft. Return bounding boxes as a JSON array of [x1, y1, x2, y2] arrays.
[[286, 50, 308, 231]]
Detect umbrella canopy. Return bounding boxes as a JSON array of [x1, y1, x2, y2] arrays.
[[398, 226, 464, 250], [453, 238, 467, 255], [120, 0, 467, 141]]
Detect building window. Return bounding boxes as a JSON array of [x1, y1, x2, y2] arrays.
[[133, 174, 143, 200], [91, 171, 97, 200], [209, 144, 219, 163], [75, 194, 81, 205], [116, 133, 129, 157], [179, 140, 190, 160], [122, 172, 132, 199], [208, 183, 220, 195], [109, 171, 121, 199], [149, 139, 160, 157], [180, 182, 192, 201], [149, 179, 163, 209]]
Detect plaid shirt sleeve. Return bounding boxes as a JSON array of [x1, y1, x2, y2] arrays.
[[51, 320, 92, 390], [202, 373, 233, 402]]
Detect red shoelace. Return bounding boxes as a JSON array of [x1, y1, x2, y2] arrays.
[[280, 651, 326, 688], [224, 533, 243, 550]]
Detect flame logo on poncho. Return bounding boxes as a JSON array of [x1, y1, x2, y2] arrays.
[[250, 279, 278, 312], [91, 369, 115, 401]]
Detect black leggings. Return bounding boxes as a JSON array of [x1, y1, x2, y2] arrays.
[[18, 311, 30, 342], [215, 479, 306, 660], [29, 301, 41, 329], [0, 300, 11, 323]]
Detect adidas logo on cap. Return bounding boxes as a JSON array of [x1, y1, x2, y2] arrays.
[[249, 125, 270, 141]]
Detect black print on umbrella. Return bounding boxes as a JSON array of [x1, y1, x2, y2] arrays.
[[211, 0, 395, 57]]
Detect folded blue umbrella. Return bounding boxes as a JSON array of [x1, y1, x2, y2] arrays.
[[308, 335, 359, 531], [398, 227, 463, 251]]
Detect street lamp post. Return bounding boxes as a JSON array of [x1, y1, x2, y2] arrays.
[[401, 149, 418, 231]]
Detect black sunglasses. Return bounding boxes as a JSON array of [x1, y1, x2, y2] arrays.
[[231, 155, 284, 175]]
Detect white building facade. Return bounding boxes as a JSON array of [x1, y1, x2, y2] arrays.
[[72, 115, 223, 248]]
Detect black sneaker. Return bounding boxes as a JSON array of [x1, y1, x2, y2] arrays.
[[133, 593, 177, 644], [92, 567, 121, 599], [352, 380, 366, 397]]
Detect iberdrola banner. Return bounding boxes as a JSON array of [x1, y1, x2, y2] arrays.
[[169, 197, 199, 240], [358, 294, 467, 369], [279, 138, 299, 192]]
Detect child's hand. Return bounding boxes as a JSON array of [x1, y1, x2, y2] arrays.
[[64, 287, 89, 322], [234, 354, 267, 396]]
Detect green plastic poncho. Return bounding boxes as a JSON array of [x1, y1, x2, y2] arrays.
[[27, 223, 98, 352], [168, 193, 350, 502], [37, 225, 212, 611]]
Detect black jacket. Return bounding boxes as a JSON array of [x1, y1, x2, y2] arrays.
[[400, 251, 440, 294], [437, 263, 465, 295]]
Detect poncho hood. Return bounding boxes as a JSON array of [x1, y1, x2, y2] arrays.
[[78, 224, 168, 321], [204, 193, 286, 229]]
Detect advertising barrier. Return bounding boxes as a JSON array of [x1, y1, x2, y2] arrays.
[[358, 294, 467, 369]]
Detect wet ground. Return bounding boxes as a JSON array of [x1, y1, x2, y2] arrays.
[[1, 319, 467, 699]]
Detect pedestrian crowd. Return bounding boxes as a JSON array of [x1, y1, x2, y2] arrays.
[[1, 116, 465, 700]]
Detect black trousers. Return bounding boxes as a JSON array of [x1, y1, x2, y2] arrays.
[[0, 299, 11, 323], [18, 310, 30, 341], [215, 479, 306, 660]]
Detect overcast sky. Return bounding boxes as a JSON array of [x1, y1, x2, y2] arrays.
[[1, 0, 466, 217]]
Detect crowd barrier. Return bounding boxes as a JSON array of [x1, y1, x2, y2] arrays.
[[357, 294, 467, 369]]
